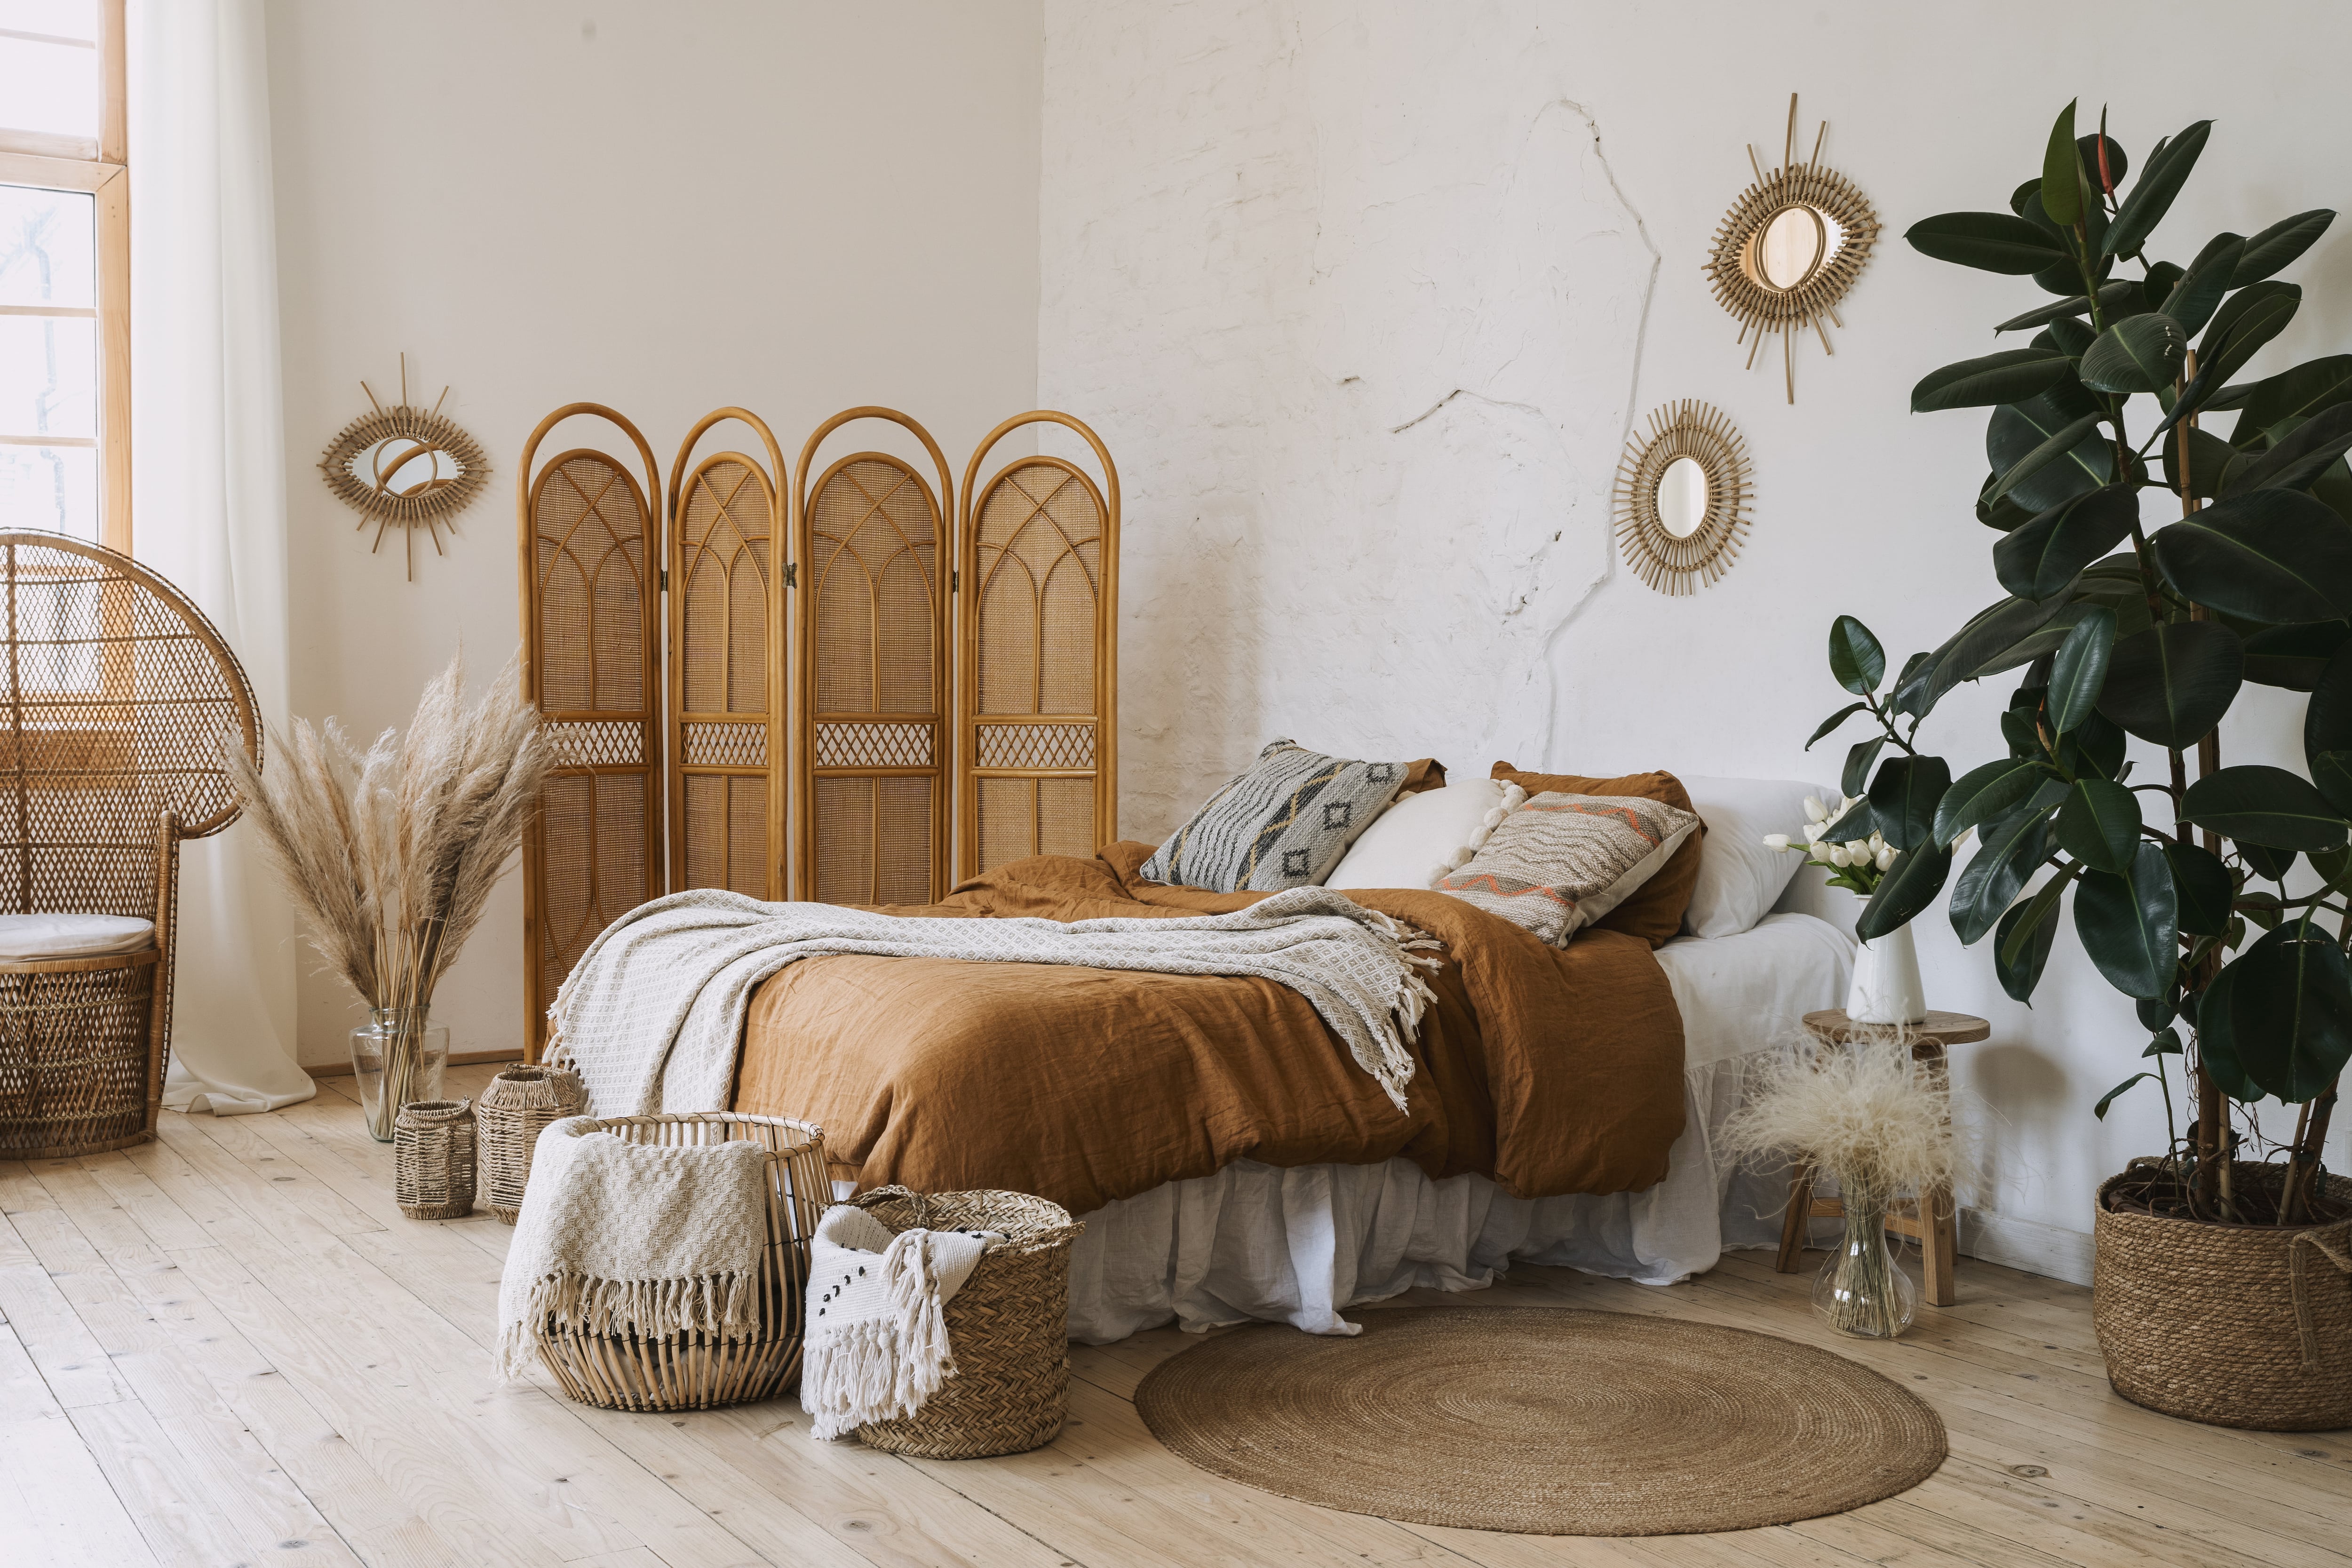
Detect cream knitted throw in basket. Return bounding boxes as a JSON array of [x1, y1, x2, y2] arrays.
[[800, 1204, 1000, 1441], [493, 1117, 771, 1381]]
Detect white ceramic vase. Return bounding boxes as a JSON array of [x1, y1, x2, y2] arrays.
[[1846, 920, 1927, 1025]]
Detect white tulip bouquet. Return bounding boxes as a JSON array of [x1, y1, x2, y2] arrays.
[[1762, 794, 1901, 897]]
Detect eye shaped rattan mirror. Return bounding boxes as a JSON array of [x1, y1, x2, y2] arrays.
[[1704, 95, 1879, 403], [1613, 400, 1753, 596], [319, 355, 490, 579]]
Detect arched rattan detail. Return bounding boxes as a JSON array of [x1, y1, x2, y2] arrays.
[[667, 410, 790, 902], [956, 412, 1119, 880], [793, 409, 954, 906], [517, 405, 665, 1062], [0, 529, 260, 1159], [1611, 400, 1754, 597]]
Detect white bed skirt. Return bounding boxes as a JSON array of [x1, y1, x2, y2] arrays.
[[1064, 912, 1850, 1343]]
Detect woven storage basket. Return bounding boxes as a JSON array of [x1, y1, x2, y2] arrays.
[[2094, 1163, 2352, 1431], [0, 952, 159, 1160], [533, 1112, 827, 1412], [478, 1065, 585, 1224], [394, 1098, 476, 1219], [848, 1186, 1083, 1458]]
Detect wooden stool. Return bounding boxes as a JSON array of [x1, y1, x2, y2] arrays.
[[1772, 1008, 1988, 1308]]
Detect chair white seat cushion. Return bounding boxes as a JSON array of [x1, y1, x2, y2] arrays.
[[0, 913, 157, 961]]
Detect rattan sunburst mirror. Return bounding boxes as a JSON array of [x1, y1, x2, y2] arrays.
[[1613, 400, 1753, 596], [319, 355, 489, 579], [1703, 95, 1879, 403]]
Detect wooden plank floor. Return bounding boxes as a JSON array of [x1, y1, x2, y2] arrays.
[[3, 1062, 2346, 1568]]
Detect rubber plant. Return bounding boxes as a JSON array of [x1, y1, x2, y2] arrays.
[[1806, 102, 2349, 1227]]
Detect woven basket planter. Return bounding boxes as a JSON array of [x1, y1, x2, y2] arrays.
[[533, 1112, 827, 1413], [478, 1065, 585, 1224], [395, 1098, 477, 1219], [848, 1186, 1084, 1459], [2094, 1163, 2352, 1431]]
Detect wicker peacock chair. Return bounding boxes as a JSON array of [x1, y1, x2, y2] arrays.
[[0, 531, 259, 1159]]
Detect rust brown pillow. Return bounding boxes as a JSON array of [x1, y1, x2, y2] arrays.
[[1398, 757, 1448, 796], [1489, 763, 1704, 948]]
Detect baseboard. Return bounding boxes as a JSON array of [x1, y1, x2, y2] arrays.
[[305, 1049, 524, 1080], [1958, 1206, 2093, 1288]]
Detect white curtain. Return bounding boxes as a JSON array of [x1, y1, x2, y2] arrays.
[[130, 0, 312, 1115]]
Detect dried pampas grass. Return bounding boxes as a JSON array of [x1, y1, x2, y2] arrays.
[[1718, 1028, 1976, 1201]]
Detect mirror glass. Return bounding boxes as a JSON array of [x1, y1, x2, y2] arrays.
[[349, 436, 461, 499], [1657, 456, 1709, 538], [1754, 204, 1829, 292]]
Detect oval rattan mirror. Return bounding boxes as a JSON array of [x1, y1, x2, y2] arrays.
[[318, 355, 490, 579], [1613, 401, 1753, 596]]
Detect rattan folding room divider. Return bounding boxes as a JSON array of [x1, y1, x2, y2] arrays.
[[515, 404, 1118, 1056]]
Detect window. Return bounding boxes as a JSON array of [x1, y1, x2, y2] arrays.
[[0, 0, 126, 552]]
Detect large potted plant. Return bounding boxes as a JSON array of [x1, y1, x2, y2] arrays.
[[1801, 103, 2352, 1429]]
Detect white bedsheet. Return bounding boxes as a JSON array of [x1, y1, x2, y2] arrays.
[[1063, 912, 1852, 1342]]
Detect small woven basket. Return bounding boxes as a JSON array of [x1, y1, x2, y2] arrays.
[[478, 1065, 586, 1224], [394, 1098, 477, 1220], [533, 1112, 827, 1412], [2094, 1162, 2352, 1431], [848, 1186, 1083, 1459]]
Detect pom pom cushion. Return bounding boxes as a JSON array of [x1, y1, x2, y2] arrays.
[[0, 913, 156, 961], [1677, 776, 1837, 939], [1141, 739, 1414, 892], [1439, 791, 1700, 947], [1326, 779, 1528, 891], [1490, 764, 1704, 948]]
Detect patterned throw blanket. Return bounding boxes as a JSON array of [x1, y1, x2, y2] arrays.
[[547, 887, 1444, 1117]]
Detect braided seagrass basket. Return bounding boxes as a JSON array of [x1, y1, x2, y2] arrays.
[[533, 1112, 828, 1412], [848, 1186, 1083, 1458], [394, 1098, 477, 1219], [478, 1065, 585, 1224], [2094, 1162, 2352, 1431]]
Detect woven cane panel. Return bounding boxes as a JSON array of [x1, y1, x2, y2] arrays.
[[532, 454, 648, 714], [975, 723, 1094, 771], [810, 458, 939, 716], [1036, 777, 1097, 859], [683, 722, 767, 768], [681, 773, 768, 898], [677, 458, 773, 717], [875, 778, 934, 907], [815, 721, 934, 770], [814, 777, 874, 907], [544, 721, 644, 769], [0, 960, 159, 1156], [973, 776, 1097, 870], [534, 772, 647, 1009], [973, 462, 1102, 717]]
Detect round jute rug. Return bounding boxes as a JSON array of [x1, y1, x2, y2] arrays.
[[1133, 1307, 1947, 1536]]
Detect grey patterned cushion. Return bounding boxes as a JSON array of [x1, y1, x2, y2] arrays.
[[1438, 791, 1700, 946], [1140, 739, 1411, 892]]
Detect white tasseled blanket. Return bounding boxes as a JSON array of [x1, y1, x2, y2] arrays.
[[799, 1205, 997, 1441]]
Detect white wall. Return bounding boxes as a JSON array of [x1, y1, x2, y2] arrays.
[[266, 0, 1042, 1067], [1038, 0, 2352, 1255]]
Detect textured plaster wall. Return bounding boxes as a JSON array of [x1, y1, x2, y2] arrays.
[[1040, 0, 2352, 1247]]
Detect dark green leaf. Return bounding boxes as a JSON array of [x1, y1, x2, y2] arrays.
[[1821, 796, 1875, 845], [1994, 486, 2139, 603], [2056, 707, 2127, 781], [2162, 426, 2236, 501], [2233, 353, 2352, 443], [2074, 841, 2179, 1000], [2105, 119, 2210, 258], [1993, 280, 2141, 334], [2001, 863, 2082, 967], [2038, 101, 2082, 225], [1977, 470, 2038, 533], [2156, 232, 2243, 337], [2240, 842, 2298, 886], [2224, 402, 2352, 495], [1856, 844, 1954, 941], [2304, 641, 2352, 762], [2196, 960, 2265, 1101], [1842, 737, 1886, 800], [1805, 701, 1869, 749], [2150, 488, 2352, 624], [2145, 1027, 2183, 1057], [2047, 316, 2098, 359], [2055, 778, 2141, 873], [2310, 843, 2352, 891], [2198, 282, 2303, 394], [1936, 756, 2053, 846], [1994, 892, 2061, 1003], [2225, 923, 2352, 1102], [2165, 841, 2234, 936], [1988, 413, 2107, 510], [1828, 615, 1885, 695], [1950, 803, 2057, 946], [1906, 594, 2073, 716], [2092, 1074, 2157, 1120], [2046, 605, 2116, 734], [1907, 210, 2070, 274], [1869, 754, 1951, 853], [2182, 764, 2348, 851], [2080, 313, 2187, 394], [2139, 995, 2177, 1033], [2096, 621, 2243, 749], [2313, 752, 2352, 819], [1913, 349, 2073, 413], [2243, 621, 2351, 691], [2231, 209, 2334, 287]]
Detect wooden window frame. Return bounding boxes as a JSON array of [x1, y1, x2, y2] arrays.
[[0, 0, 129, 555]]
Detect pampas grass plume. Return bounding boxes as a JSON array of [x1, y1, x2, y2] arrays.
[[1718, 1029, 1977, 1200]]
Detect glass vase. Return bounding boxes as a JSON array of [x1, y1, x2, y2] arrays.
[[1813, 1187, 1918, 1339], [350, 1007, 449, 1143]]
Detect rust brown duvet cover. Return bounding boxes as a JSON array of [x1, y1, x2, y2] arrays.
[[730, 842, 1686, 1216]]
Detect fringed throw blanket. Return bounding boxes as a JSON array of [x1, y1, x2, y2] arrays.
[[548, 886, 1445, 1118], [493, 1117, 771, 1382], [800, 1205, 999, 1440]]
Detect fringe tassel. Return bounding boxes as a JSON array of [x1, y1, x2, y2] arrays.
[[495, 1268, 760, 1384], [801, 1228, 966, 1440]]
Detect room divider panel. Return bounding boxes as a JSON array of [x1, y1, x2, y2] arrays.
[[516, 405, 666, 1059]]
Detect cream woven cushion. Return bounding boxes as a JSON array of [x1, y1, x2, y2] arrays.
[[1438, 791, 1700, 947], [0, 913, 157, 961], [1325, 779, 1528, 891]]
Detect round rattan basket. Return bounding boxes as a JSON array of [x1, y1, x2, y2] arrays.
[[2094, 1163, 2352, 1431], [532, 1112, 827, 1412], [0, 951, 159, 1160], [848, 1186, 1083, 1459], [394, 1098, 476, 1220], [477, 1065, 585, 1224]]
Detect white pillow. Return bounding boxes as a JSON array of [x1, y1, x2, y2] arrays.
[[1325, 779, 1528, 890], [1678, 776, 1839, 939], [0, 913, 156, 961]]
